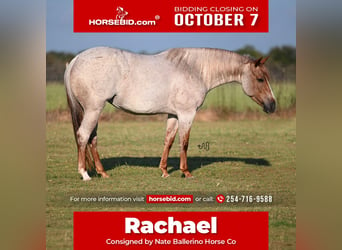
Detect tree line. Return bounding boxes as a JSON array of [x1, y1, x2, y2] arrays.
[[46, 45, 295, 83]]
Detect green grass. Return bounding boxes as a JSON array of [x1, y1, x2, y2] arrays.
[[46, 83, 69, 111], [46, 82, 296, 113], [47, 118, 296, 249]]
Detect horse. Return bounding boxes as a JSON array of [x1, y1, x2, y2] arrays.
[[64, 47, 276, 181]]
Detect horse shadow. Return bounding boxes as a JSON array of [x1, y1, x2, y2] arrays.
[[98, 156, 271, 176]]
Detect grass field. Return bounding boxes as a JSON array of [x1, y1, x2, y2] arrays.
[[46, 117, 296, 249], [46, 82, 296, 113]]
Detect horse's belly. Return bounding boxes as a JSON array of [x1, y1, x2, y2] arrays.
[[112, 71, 174, 114], [112, 93, 170, 114]]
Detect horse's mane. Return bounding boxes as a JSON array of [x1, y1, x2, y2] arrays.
[[164, 48, 252, 83]]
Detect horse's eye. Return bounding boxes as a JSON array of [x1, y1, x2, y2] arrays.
[[257, 78, 264, 83]]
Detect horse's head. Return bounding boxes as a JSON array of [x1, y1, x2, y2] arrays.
[[241, 56, 276, 114]]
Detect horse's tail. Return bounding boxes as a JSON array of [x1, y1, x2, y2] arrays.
[[64, 57, 94, 171]]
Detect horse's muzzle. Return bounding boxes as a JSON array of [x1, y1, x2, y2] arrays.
[[263, 99, 276, 114]]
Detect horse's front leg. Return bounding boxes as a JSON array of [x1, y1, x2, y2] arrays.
[[159, 114, 178, 178], [178, 112, 196, 178]]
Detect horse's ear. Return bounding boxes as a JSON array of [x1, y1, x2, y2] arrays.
[[255, 57, 263, 67], [254, 56, 270, 67], [260, 56, 270, 64]]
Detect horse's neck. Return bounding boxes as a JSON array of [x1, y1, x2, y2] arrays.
[[199, 50, 245, 91], [165, 48, 246, 91]]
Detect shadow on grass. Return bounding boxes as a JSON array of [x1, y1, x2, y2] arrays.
[[98, 156, 271, 176]]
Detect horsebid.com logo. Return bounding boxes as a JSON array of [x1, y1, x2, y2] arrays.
[[88, 6, 158, 26]]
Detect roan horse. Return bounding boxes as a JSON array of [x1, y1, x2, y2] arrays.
[[64, 47, 276, 180]]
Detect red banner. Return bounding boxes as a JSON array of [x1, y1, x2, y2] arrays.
[[74, 211, 268, 249], [74, 0, 269, 32]]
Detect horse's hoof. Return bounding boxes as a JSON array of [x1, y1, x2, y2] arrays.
[[100, 172, 110, 178], [81, 171, 92, 181], [161, 173, 170, 178], [182, 171, 193, 178]]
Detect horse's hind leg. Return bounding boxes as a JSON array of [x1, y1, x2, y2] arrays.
[[77, 109, 102, 181], [89, 128, 109, 178], [159, 114, 178, 178]]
